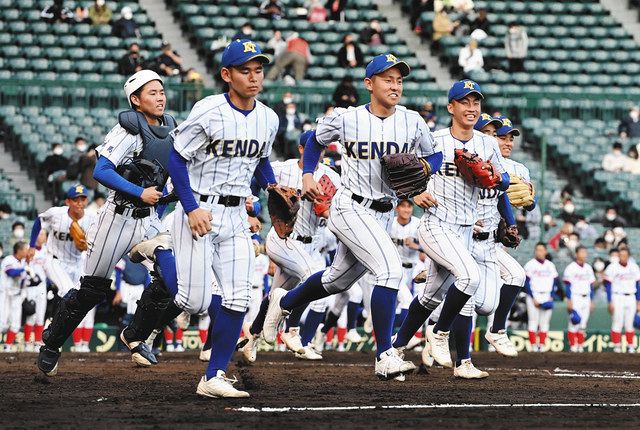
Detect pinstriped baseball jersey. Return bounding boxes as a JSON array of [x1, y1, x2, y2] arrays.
[[315, 105, 438, 201], [171, 94, 278, 198], [524, 258, 558, 302], [477, 157, 531, 232], [389, 216, 420, 265], [271, 159, 342, 238], [604, 262, 640, 294], [38, 206, 95, 263], [97, 124, 143, 204], [426, 128, 506, 226], [563, 262, 595, 296]]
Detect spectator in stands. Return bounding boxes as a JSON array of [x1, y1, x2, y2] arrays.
[[419, 101, 438, 131], [593, 206, 627, 229], [308, 0, 328, 23], [602, 141, 627, 172], [332, 75, 359, 108], [88, 0, 112, 26], [0, 203, 12, 220], [504, 22, 528, 72], [542, 211, 556, 232], [411, 0, 434, 33], [66, 137, 88, 181], [266, 33, 312, 82], [522, 205, 541, 240], [267, 30, 287, 58], [618, 106, 640, 139], [118, 43, 145, 75], [41, 0, 74, 23], [276, 102, 305, 158], [612, 226, 628, 248], [233, 23, 254, 41], [574, 215, 598, 242], [112, 6, 140, 39], [558, 231, 581, 259], [432, 6, 460, 42], [10, 222, 25, 247], [273, 92, 294, 118], [623, 146, 640, 174], [43, 143, 68, 203], [157, 42, 183, 76], [458, 38, 484, 77], [559, 198, 581, 225], [260, 0, 285, 20], [337, 34, 364, 68], [594, 238, 607, 251], [326, 0, 348, 21], [360, 19, 385, 46], [468, 8, 490, 38], [76, 145, 98, 192], [548, 221, 574, 251]]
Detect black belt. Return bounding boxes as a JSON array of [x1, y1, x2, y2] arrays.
[[616, 293, 633, 296], [402, 262, 413, 269], [576, 294, 589, 298], [200, 194, 242, 207], [351, 193, 393, 213], [473, 229, 498, 241], [292, 235, 313, 244], [115, 205, 151, 219]]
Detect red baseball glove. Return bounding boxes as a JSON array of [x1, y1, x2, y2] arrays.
[[313, 174, 337, 216], [454, 148, 501, 189]]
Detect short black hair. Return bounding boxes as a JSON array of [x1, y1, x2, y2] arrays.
[[613, 141, 623, 150], [11, 221, 24, 230], [51, 143, 62, 150], [13, 241, 26, 255], [609, 247, 619, 254], [535, 242, 547, 249], [575, 245, 586, 254], [74, 136, 86, 144]]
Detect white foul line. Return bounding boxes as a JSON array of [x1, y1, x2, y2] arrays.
[[228, 403, 640, 413]]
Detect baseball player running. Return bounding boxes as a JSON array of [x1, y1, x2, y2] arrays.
[[263, 53, 442, 380], [24, 230, 47, 352], [1, 242, 29, 352], [29, 185, 97, 352], [564, 246, 595, 352], [604, 246, 640, 353], [242, 131, 339, 363], [391, 81, 510, 374], [168, 39, 278, 398], [524, 242, 560, 352], [37, 70, 179, 376]]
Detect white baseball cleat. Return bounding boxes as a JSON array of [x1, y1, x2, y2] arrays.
[[174, 343, 185, 352], [312, 324, 325, 353], [199, 348, 211, 362], [454, 359, 489, 379], [242, 334, 260, 364], [374, 348, 416, 380], [613, 345, 622, 353], [196, 371, 249, 398], [345, 328, 363, 343], [24, 342, 35, 353], [166, 343, 175, 352], [363, 315, 373, 334], [262, 288, 290, 344], [421, 339, 434, 367], [281, 327, 305, 354], [295, 344, 323, 360], [406, 334, 424, 351], [129, 232, 172, 263], [176, 311, 191, 330], [485, 330, 518, 357], [427, 329, 453, 368]]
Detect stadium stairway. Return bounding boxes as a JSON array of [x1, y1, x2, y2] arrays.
[[600, 0, 640, 45], [0, 141, 47, 213], [374, 0, 453, 89]]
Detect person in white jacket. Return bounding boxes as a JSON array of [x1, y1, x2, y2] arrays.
[[458, 39, 484, 76]]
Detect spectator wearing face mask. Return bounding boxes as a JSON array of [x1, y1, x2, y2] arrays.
[[601, 230, 617, 251], [276, 102, 305, 159], [618, 106, 640, 139], [593, 206, 627, 228], [10, 222, 25, 247], [542, 211, 556, 232], [602, 141, 628, 172], [504, 22, 528, 72], [559, 198, 581, 224], [360, 19, 385, 46], [623, 146, 640, 174], [43, 143, 69, 203], [574, 216, 598, 242], [548, 222, 574, 251], [612, 226, 628, 248], [0, 204, 12, 221], [66, 137, 88, 182], [337, 34, 364, 68], [112, 6, 140, 38], [332, 75, 359, 108], [88, 0, 112, 25], [118, 43, 145, 75]]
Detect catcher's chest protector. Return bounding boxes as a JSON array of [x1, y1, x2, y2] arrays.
[[118, 109, 177, 171]]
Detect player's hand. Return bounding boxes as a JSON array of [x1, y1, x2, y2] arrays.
[[245, 197, 254, 213], [302, 173, 321, 201], [637, 302, 640, 313], [140, 187, 163, 205], [566, 300, 573, 313], [248, 216, 262, 233], [608, 303, 614, 314], [413, 192, 437, 208], [534, 299, 540, 308], [27, 247, 36, 262], [404, 237, 421, 250], [112, 290, 122, 306], [188, 208, 213, 238], [590, 302, 595, 312], [318, 209, 330, 219], [473, 220, 484, 235]]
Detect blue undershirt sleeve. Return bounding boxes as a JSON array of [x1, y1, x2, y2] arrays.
[[167, 147, 198, 214], [498, 192, 516, 225], [302, 132, 323, 175], [254, 157, 277, 189], [605, 281, 612, 303], [29, 217, 42, 248], [564, 281, 572, 300], [496, 172, 510, 191], [524, 277, 533, 296], [94, 156, 144, 198]]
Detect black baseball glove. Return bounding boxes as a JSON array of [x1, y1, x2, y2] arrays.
[[497, 219, 521, 248], [380, 153, 432, 199]]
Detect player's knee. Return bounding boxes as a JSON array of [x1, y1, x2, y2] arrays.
[[505, 266, 526, 287], [476, 300, 498, 317], [373, 266, 403, 289], [177, 292, 211, 315]]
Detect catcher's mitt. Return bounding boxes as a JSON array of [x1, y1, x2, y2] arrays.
[[22, 298, 36, 317], [454, 148, 501, 189], [268, 185, 300, 239], [69, 220, 88, 251], [506, 175, 535, 207], [380, 153, 432, 198], [313, 174, 337, 216], [497, 219, 521, 248]]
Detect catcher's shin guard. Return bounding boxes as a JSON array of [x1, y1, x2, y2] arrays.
[[43, 276, 111, 349], [155, 299, 184, 331], [123, 278, 171, 341]]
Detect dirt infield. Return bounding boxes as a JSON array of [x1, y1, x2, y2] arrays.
[[1, 350, 640, 429]]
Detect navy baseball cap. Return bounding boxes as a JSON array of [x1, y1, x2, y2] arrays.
[[67, 184, 88, 199], [496, 116, 521, 136], [474, 112, 502, 131], [299, 129, 314, 147], [365, 53, 410, 79], [321, 156, 336, 167], [448, 79, 483, 102], [221, 39, 270, 68]]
